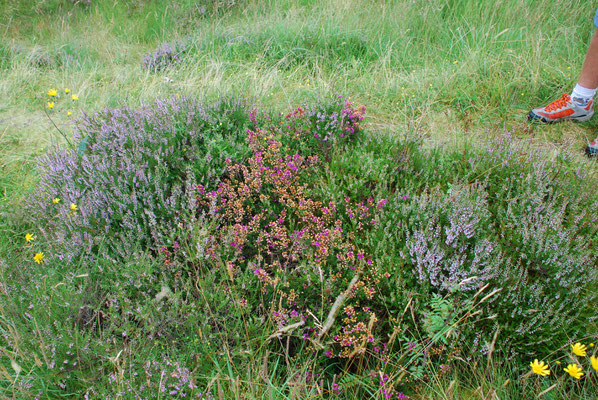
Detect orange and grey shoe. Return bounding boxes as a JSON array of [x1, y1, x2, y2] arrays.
[[586, 138, 598, 157], [528, 94, 594, 123]]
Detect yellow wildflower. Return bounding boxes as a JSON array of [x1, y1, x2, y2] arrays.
[[555, 360, 561, 365], [33, 252, 44, 264], [564, 364, 584, 379], [65, 88, 70, 94], [47, 102, 54, 109], [529, 359, 550, 376], [591, 355, 598, 372], [25, 233, 35, 242], [67, 111, 72, 116], [71, 94, 79, 101], [47, 88, 57, 97], [571, 343, 587, 357], [70, 203, 77, 211], [52, 197, 60, 204]]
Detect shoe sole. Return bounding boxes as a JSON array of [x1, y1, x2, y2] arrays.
[[527, 111, 594, 124]]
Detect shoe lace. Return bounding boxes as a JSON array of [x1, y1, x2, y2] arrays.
[[545, 94, 571, 112]]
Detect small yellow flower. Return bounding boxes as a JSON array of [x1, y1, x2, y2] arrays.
[[70, 203, 77, 211], [34, 252, 44, 264], [530, 359, 550, 376], [52, 197, 60, 204], [25, 233, 35, 242], [71, 94, 79, 101], [67, 111, 72, 116], [571, 343, 587, 357], [591, 355, 598, 372], [47, 102, 54, 109], [65, 88, 70, 94], [564, 364, 584, 379], [47, 88, 57, 97], [590, 343, 595, 347], [555, 360, 561, 365]]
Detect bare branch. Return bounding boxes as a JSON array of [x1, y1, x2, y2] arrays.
[[314, 273, 360, 347]]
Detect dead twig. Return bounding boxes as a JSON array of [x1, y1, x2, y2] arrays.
[[314, 273, 360, 347], [267, 320, 305, 341]]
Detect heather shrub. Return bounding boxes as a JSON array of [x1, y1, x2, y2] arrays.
[[305, 96, 366, 143], [192, 125, 388, 359], [25, 95, 363, 265], [20, 96, 598, 398], [378, 133, 598, 361], [405, 183, 501, 292], [142, 41, 186, 71], [467, 136, 598, 358], [27, 96, 253, 262], [182, 103, 597, 367], [275, 96, 366, 161]]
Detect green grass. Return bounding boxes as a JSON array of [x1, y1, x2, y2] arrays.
[[1, 0, 598, 398]]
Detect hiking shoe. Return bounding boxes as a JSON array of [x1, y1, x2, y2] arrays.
[[528, 93, 594, 123], [586, 138, 598, 157]]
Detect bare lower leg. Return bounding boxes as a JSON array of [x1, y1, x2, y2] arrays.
[[577, 29, 598, 89]]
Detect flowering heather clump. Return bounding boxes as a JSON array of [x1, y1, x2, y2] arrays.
[[194, 126, 387, 358], [142, 41, 186, 71], [21, 94, 597, 398], [475, 135, 597, 355], [397, 133, 598, 359], [278, 96, 366, 159], [406, 183, 500, 291], [28, 96, 251, 262], [306, 96, 366, 142]]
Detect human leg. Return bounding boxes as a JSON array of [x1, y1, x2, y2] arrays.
[[528, 17, 598, 123], [572, 28, 598, 102]]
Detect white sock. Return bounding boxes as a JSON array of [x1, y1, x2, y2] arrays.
[[571, 84, 597, 105]]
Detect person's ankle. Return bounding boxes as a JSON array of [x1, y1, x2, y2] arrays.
[[572, 96, 591, 106], [571, 83, 596, 107]]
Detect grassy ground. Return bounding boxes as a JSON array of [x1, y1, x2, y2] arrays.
[[1, 0, 598, 398]]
